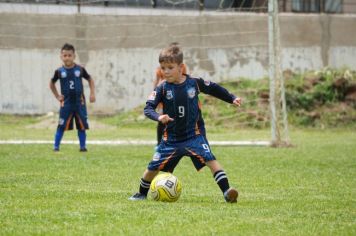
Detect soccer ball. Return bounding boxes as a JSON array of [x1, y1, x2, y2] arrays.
[[150, 173, 182, 202]]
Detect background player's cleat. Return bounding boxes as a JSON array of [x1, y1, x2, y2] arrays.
[[128, 192, 147, 201], [224, 188, 238, 203], [79, 148, 87, 152], [53, 147, 60, 152]]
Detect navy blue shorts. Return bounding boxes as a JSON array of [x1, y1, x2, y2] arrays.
[[147, 135, 216, 172], [57, 104, 89, 131]]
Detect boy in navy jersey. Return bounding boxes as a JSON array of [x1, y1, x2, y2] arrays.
[[153, 42, 188, 145], [153, 61, 187, 145], [49, 43, 96, 152], [129, 44, 241, 203]]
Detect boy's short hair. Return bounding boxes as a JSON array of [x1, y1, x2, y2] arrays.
[[61, 43, 75, 53], [159, 43, 183, 64]]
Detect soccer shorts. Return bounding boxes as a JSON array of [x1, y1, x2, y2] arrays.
[[57, 104, 89, 131], [147, 135, 216, 172]]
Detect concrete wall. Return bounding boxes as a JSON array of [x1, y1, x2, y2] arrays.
[[0, 4, 356, 114]]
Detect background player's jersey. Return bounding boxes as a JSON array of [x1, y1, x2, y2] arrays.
[[144, 75, 236, 142], [51, 64, 91, 105]]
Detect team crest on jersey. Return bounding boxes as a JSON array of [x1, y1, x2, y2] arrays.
[[148, 91, 156, 100], [152, 152, 161, 161], [187, 87, 196, 98], [166, 90, 173, 100], [204, 80, 211, 86], [60, 71, 67, 78], [74, 70, 81, 77]]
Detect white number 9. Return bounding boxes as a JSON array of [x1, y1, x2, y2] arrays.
[[202, 144, 210, 152], [178, 106, 185, 118]]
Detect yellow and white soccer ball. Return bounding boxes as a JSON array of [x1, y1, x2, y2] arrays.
[[150, 173, 182, 202]]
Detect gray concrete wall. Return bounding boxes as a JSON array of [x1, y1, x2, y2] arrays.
[[0, 4, 356, 114]]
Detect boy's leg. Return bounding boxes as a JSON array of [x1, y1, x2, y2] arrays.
[[206, 160, 238, 203], [129, 169, 159, 200], [74, 108, 89, 151], [54, 107, 72, 151], [77, 130, 87, 151], [54, 127, 64, 151], [129, 141, 182, 201], [186, 135, 238, 203]]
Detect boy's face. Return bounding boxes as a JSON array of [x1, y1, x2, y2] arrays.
[[60, 49, 75, 67], [160, 62, 183, 84]]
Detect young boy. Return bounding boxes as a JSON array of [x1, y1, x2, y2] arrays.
[[129, 44, 241, 203], [49, 43, 96, 152], [153, 62, 187, 145], [153, 42, 188, 145]]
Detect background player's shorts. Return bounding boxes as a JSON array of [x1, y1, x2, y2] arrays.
[[147, 135, 216, 172], [57, 104, 89, 131]]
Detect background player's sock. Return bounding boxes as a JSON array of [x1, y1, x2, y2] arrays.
[[213, 170, 230, 193], [78, 130, 86, 149], [54, 128, 64, 150], [139, 178, 151, 196]]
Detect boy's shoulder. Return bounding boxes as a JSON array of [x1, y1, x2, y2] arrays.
[[156, 75, 201, 88], [186, 75, 205, 86], [74, 64, 86, 70], [186, 75, 201, 81], [54, 65, 63, 71]]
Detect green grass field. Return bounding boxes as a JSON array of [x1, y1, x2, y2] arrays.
[[0, 115, 355, 235]]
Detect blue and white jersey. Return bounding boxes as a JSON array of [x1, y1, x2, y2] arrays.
[[51, 64, 91, 105], [144, 75, 236, 142]]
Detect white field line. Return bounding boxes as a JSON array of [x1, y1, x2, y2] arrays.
[[0, 140, 271, 146]]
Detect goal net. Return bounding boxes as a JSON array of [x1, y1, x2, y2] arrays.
[[0, 0, 289, 146]]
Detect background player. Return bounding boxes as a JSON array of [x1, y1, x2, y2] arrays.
[[129, 43, 241, 203], [49, 43, 96, 152]]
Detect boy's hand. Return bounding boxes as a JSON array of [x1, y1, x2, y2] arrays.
[[56, 95, 64, 107], [158, 114, 174, 124], [56, 95, 64, 102], [90, 93, 96, 103], [233, 97, 242, 107]]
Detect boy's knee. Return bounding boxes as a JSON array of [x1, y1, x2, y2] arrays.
[[206, 160, 222, 172], [143, 169, 160, 181]]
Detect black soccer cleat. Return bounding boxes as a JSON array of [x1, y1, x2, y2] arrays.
[[53, 147, 60, 152], [224, 187, 238, 203], [128, 192, 147, 201], [79, 148, 88, 152]]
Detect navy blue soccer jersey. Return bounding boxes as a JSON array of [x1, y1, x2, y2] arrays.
[[144, 75, 236, 142], [51, 64, 91, 105]]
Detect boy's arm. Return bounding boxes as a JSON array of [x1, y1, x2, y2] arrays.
[[144, 91, 160, 121], [49, 69, 64, 103], [196, 78, 241, 106], [144, 98, 173, 124], [81, 67, 96, 103], [49, 80, 63, 102], [88, 78, 96, 103], [144, 85, 174, 123]]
